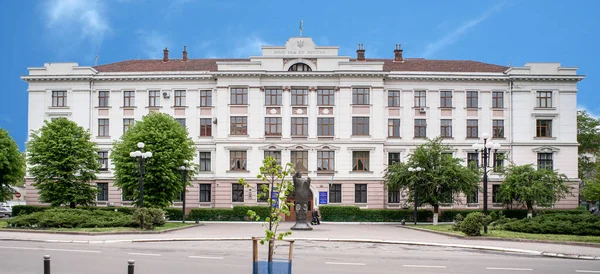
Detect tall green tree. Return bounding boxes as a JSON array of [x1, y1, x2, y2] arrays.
[[577, 110, 600, 181], [582, 177, 600, 203], [0, 128, 26, 202], [385, 137, 480, 224], [111, 113, 196, 208], [498, 164, 570, 217], [27, 118, 100, 208]]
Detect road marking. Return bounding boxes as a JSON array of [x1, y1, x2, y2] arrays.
[[0, 246, 100, 253], [128, 252, 161, 256], [403, 265, 447, 268], [576, 271, 600, 273], [189, 256, 224, 260], [486, 267, 532, 271], [325, 262, 366, 266]]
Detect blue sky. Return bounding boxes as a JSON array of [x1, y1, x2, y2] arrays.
[[1, 0, 599, 150]]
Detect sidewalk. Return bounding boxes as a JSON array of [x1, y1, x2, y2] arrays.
[[0, 222, 598, 259]]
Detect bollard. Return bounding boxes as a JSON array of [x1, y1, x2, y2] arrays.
[[128, 260, 135, 274], [43, 255, 51, 274]]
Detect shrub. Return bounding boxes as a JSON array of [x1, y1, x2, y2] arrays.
[[503, 214, 600, 236], [452, 214, 464, 231], [318, 206, 433, 222], [132, 208, 166, 229], [188, 206, 271, 221], [459, 212, 490, 236], [164, 208, 184, 221], [12, 205, 49, 217], [8, 209, 133, 228]]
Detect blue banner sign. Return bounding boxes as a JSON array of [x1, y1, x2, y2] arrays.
[[319, 191, 328, 205]]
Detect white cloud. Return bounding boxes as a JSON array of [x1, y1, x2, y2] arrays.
[[421, 2, 506, 58], [231, 36, 269, 58], [578, 104, 600, 119], [137, 31, 172, 59], [44, 0, 110, 45]]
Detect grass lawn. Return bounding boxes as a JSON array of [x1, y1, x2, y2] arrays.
[[0, 220, 194, 233], [412, 224, 600, 244]]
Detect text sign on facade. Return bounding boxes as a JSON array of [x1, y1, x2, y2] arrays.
[[271, 191, 279, 208], [319, 191, 328, 205]]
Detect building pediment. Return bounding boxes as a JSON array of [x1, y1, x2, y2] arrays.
[[532, 146, 560, 153]]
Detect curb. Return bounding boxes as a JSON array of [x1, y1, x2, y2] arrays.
[[0, 224, 202, 236], [0, 236, 597, 260], [400, 225, 600, 248]]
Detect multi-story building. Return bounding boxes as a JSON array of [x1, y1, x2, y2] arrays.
[[22, 37, 584, 213]]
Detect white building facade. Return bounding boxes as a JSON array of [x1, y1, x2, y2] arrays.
[[22, 37, 584, 211]]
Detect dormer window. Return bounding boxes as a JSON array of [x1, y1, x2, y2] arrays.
[[288, 63, 312, 72]]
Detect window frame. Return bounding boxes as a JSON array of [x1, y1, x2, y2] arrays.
[[123, 118, 134, 132], [290, 89, 308, 106], [492, 185, 500, 203], [537, 153, 553, 170], [265, 89, 282, 106], [291, 117, 308, 136], [355, 184, 368, 203], [537, 91, 553, 108], [466, 189, 479, 204], [388, 190, 400, 204], [466, 91, 478, 108], [291, 150, 308, 172], [414, 119, 427, 138], [98, 119, 109, 137], [98, 91, 110, 107], [352, 117, 370, 136], [174, 90, 186, 107], [230, 116, 248, 135], [440, 90, 452, 108], [466, 119, 478, 138], [264, 151, 282, 165], [536, 119, 552, 137], [200, 90, 212, 107], [317, 89, 335, 106], [492, 91, 504, 108], [264, 117, 282, 136], [317, 117, 335, 136], [52, 91, 67, 107], [232, 183, 245, 202], [352, 151, 370, 172], [329, 184, 342, 203], [467, 153, 479, 169], [414, 91, 426, 108], [440, 119, 453, 138], [317, 151, 335, 172], [175, 118, 186, 127], [230, 88, 248, 105], [288, 63, 312, 71], [388, 119, 400, 138], [388, 90, 400, 107], [388, 152, 401, 166], [123, 91, 135, 107], [200, 118, 212, 137], [199, 152, 211, 172], [352, 88, 370, 105], [493, 120, 504, 138], [199, 184, 211, 202], [257, 183, 269, 203], [97, 183, 109, 201], [98, 151, 109, 171], [229, 151, 247, 171], [148, 90, 160, 107]]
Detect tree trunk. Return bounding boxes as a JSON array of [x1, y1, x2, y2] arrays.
[[267, 239, 274, 262], [433, 204, 439, 225], [69, 202, 76, 208], [526, 202, 533, 218]]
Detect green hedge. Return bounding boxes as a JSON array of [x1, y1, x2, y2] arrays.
[[503, 214, 600, 236], [439, 209, 588, 222], [188, 206, 271, 221], [12, 205, 135, 217], [12, 205, 49, 217], [8, 209, 134, 228], [318, 206, 433, 222]]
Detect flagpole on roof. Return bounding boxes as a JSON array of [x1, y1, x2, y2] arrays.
[[299, 19, 303, 36]]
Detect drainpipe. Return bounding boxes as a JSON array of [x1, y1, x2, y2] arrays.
[[509, 79, 514, 163], [89, 79, 94, 131]]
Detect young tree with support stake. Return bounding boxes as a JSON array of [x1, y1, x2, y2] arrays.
[[0, 128, 26, 202], [240, 156, 294, 265]]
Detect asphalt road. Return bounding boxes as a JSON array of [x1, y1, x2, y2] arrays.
[[0, 240, 598, 274]]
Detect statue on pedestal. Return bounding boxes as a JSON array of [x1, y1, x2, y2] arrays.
[[290, 172, 312, 230]]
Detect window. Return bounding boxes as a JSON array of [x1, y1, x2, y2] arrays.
[[493, 120, 504, 138], [466, 189, 478, 204], [440, 91, 452, 108], [230, 151, 247, 171], [291, 151, 308, 172], [388, 119, 400, 138], [97, 183, 108, 201], [123, 118, 134, 132], [388, 152, 400, 166], [291, 89, 308, 106], [493, 153, 505, 172], [414, 91, 426, 107], [230, 116, 248, 135], [467, 119, 478, 138], [200, 90, 212, 107], [232, 183, 244, 202], [200, 118, 212, 137], [466, 91, 478, 108], [536, 120, 552, 137], [492, 92, 504, 108], [265, 89, 282, 106], [388, 90, 400, 107], [230, 88, 248, 105], [329, 184, 342, 203], [199, 184, 211, 202], [414, 119, 426, 138], [318, 118, 334, 136], [537, 153, 553, 170], [98, 119, 109, 137], [388, 190, 400, 203], [264, 151, 281, 165], [352, 151, 370, 171], [288, 63, 312, 71], [537, 91, 552, 108], [440, 119, 452, 138], [98, 91, 109, 107], [467, 153, 479, 169], [355, 184, 367, 203], [123, 91, 135, 107], [257, 183, 269, 202], [98, 151, 109, 171], [264, 117, 282, 136], [492, 185, 500, 203], [52, 91, 67, 107], [199, 152, 211, 171], [317, 151, 335, 171], [317, 89, 335, 106], [352, 88, 370, 105], [291, 117, 308, 136], [175, 118, 186, 127], [148, 91, 160, 107], [174, 90, 186, 107], [352, 117, 369, 136]]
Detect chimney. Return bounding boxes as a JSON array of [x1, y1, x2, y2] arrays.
[[356, 44, 365, 61], [163, 48, 169, 62], [394, 44, 403, 62], [182, 46, 188, 61]]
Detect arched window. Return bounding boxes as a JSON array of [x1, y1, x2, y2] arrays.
[[288, 63, 312, 72]]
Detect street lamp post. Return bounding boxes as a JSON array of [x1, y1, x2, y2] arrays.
[[178, 160, 193, 223], [408, 167, 423, 225], [129, 142, 152, 208], [471, 133, 501, 234]]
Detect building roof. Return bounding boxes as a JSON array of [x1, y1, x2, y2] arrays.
[[93, 58, 508, 73]]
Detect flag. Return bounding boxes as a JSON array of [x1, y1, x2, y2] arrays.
[[299, 20, 303, 32]]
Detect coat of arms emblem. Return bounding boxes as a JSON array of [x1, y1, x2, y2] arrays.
[[297, 40, 304, 48]]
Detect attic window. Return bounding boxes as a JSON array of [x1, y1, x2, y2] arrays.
[[288, 63, 312, 72]]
